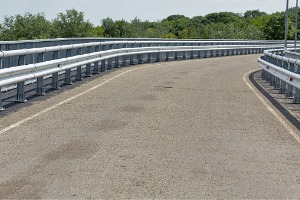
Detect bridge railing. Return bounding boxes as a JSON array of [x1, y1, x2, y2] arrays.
[[0, 39, 286, 111], [0, 38, 287, 69], [258, 48, 300, 103]]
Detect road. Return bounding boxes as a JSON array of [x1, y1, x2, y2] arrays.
[[0, 54, 300, 199]]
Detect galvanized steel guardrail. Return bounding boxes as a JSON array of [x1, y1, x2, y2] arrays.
[[0, 39, 285, 111], [258, 48, 300, 103], [0, 39, 287, 69]]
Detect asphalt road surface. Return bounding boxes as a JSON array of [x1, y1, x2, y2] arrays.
[[0, 54, 300, 199]]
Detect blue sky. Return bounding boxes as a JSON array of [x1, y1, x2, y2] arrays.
[[0, 0, 289, 25]]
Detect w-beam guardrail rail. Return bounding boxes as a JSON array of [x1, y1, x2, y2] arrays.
[[258, 48, 300, 103], [0, 38, 288, 111]]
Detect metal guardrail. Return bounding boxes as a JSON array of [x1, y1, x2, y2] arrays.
[[0, 39, 288, 69], [258, 48, 300, 103], [0, 39, 285, 111]]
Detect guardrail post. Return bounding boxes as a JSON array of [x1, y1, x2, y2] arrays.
[[274, 60, 283, 90], [216, 48, 220, 57], [210, 50, 214, 57], [101, 45, 106, 71], [93, 61, 100, 74], [147, 43, 152, 63], [76, 48, 83, 81], [0, 88, 4, 111], [165, 43, 170, 61], [93, 45, 100, 73], [156, 48, 161, 62], [36, 53, 46, 96], [268, 57, 276, 86], [65, 49, 73, 85], [113, 44, 120, 68], [16, 56, 27, 102], [183, 43, 187, 60], [293, 62, 300, 102], [269, 74, 275, 86], [286, 63, 295, 98], [190, 43, 194, 59], [294, 89, 300, 103], [16, 82, 27, 102], [101, 59, 106, 72], [108, 57, 112, 69], [108, 44, 114, 69], [115, 56, 120, 68], [51, 51, 60, 90], [122, 44, 128, 66], [278, 62, 288, 93], [274, 77, 281, 89], [85, 47, 92, 77], [93, 47, 100, 74], [138, 44, 143, 64], [227, 49, 232, 56], [130, 44, 135, 65]]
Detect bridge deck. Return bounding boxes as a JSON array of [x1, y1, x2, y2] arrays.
[[0, 54, 300, 198]]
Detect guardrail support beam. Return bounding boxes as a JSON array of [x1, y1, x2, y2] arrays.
[[101, 59, 106, 72], [293, 89, 300, 103], [115, 56, 120, 67], [93, 61, 100, 74], [51, 72, 60, 90], [0, 88, 4, 111], [76, 48, 83, 81], [76, 66, 83, 81], [85, 47, 92, 77], [286, 84, 294, 98], [85, 63, 92, 77], [274, 77, 281, 89], [108, 58, 113, 69], [279, 81, 287, 94], [65, 69, 73, 85], [16, 81, 27, 102], [36, 77, 46, 96]]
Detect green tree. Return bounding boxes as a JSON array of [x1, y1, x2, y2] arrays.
[[0, 12, 52, 40], [244, 10, 267, 18], [205, 12, 241, 24], [102, 18, 118, 37], [89, 26, 104, 37], [52, 9, 94, 38], [263, 13, 294, 40]]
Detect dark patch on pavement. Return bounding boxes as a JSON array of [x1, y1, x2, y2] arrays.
[[95, 119, 129, 132], [120, 105, 144, 113], [45, 140, 99, 161], [138, 94, 157, 101]]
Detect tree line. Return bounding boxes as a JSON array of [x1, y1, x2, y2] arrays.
[[0, 8, 298, 41]]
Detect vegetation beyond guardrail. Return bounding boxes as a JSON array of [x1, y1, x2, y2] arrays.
[[0, 8, 299, 41]]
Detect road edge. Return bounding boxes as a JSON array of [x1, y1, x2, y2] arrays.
[[249, 70, 300, 132]]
